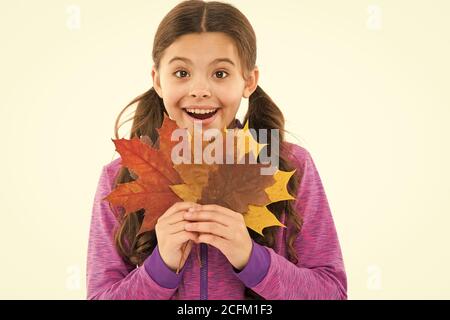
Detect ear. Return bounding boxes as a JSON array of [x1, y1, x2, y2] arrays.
[[152, 65, 163, 98], [243, 66, 259, 98]]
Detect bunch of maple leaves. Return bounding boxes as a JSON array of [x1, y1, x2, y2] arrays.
[[103, 115, 296, 271]]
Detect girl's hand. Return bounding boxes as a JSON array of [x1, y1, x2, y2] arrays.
[[183, 204, 253, 271], [155, 202, 200, 272]]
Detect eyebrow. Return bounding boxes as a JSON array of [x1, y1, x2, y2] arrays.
[[168, 56, 235, 67]]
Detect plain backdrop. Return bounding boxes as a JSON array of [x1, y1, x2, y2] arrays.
[[1, 0, 449, 299]]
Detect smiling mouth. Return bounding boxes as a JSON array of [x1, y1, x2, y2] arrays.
[[184, 108, 218, 120]]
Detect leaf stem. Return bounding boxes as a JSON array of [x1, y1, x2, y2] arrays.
[[176, 241, 190, 274], [176, 240, 202, 274]]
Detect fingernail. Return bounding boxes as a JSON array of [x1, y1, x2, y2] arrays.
[[188, 207, 195, 212]]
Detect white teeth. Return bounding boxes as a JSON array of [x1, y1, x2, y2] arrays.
[[186, 108, 216, 114]]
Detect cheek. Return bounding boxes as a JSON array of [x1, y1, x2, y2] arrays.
[[161, 88, 185, 114], [216, 80, 240, 100], [218, 88, 242, 115]]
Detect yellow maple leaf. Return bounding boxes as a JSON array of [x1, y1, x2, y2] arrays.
[[265, 169, 296, 202], [234, 120, 267, 163], [244, 205, 286, 236], [239, 169, 297, 236]]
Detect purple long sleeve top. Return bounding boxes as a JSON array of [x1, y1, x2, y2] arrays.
[[86, 142, 347, 299]]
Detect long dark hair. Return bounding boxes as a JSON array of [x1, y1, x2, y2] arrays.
[[110, 0, 303, 300]]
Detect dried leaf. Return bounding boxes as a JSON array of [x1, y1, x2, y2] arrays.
[[265, 169, 296, 202], [233, 121, 267, 162], [244, 205, 286, 236], [199, 160, 275, 213], [170, 163, 216, 203]]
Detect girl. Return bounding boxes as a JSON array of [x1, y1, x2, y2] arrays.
[[87, 0, 347, 300]]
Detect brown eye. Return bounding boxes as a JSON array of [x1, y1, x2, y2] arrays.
[[174, 70, 189, 78], [215, 70, 229, 79]]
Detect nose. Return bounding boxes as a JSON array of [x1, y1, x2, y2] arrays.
[[190, 89, 211, 98], [189, 79, 211, 98]]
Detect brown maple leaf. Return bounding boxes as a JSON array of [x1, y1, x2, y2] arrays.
[[199, 156, 275, 213]]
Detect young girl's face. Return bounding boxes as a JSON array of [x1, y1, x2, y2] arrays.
[[152, 32, 258, 133]]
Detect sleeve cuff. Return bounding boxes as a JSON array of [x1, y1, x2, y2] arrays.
[[233, 240, 271, 288], [144, 244, 186, 289]]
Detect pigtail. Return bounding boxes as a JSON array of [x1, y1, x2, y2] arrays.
[[241, 85, 303, 300], [113, 86, 166, 266], [114, 87, 167, 141], [244, 85, 284, 141], [244, 85, 303, 263]]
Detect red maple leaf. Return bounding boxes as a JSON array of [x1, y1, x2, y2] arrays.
[[103, 115, 184, 235]]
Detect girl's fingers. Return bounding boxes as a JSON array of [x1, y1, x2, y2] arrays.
[[185, 221, 231, 240], [168, 220, 191, 234], [198, 204, 238, 218], [174, 230, 199, 244], [160, 202, 199, 219], [165, 210, 188, 225], [184, 210, 232, 226]]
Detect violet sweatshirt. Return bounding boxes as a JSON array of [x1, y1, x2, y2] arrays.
[[86, 142, 347, 300]]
